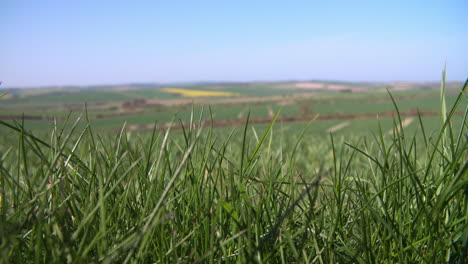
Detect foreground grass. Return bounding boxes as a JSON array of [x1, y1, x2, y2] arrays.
[[0, 79, 467, 263]]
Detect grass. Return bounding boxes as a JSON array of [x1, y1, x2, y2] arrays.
[[0, 77, 467, 263]]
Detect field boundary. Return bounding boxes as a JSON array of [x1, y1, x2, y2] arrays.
[[2, 109, 462, 132]]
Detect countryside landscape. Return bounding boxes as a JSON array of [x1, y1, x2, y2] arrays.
[[1, 78, 466, 263], [0, 80, 463, 132], [1, 0, 467, 263]]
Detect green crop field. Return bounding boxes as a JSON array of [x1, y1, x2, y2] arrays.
[[0, 78, 467, 263]]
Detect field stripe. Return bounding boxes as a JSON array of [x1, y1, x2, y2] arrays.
[[326, 121, 350, 133], [122, 110, 449, 132], [387, 117, 414, 135]]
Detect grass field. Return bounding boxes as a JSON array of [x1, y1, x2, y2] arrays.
[[0, 78, 467, 262]]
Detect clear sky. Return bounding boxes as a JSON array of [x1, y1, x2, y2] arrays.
[[1, 0, 467, 87]]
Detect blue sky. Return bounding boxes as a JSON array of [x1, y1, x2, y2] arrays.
[[1, 0, 466, 87]]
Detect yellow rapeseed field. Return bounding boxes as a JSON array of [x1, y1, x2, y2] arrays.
[[161, 88, 239, 97]]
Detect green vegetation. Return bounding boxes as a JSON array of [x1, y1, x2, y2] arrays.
[[0, 82, 462, 133], [0, 77, 466, 262]]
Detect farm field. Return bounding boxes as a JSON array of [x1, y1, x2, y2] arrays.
[[0, 81, 463, 133], [0, 79, 467, 262]]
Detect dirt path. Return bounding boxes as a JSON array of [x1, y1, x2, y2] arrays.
[[326, 121, 350, 133], [387, 117, 414, 135]]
